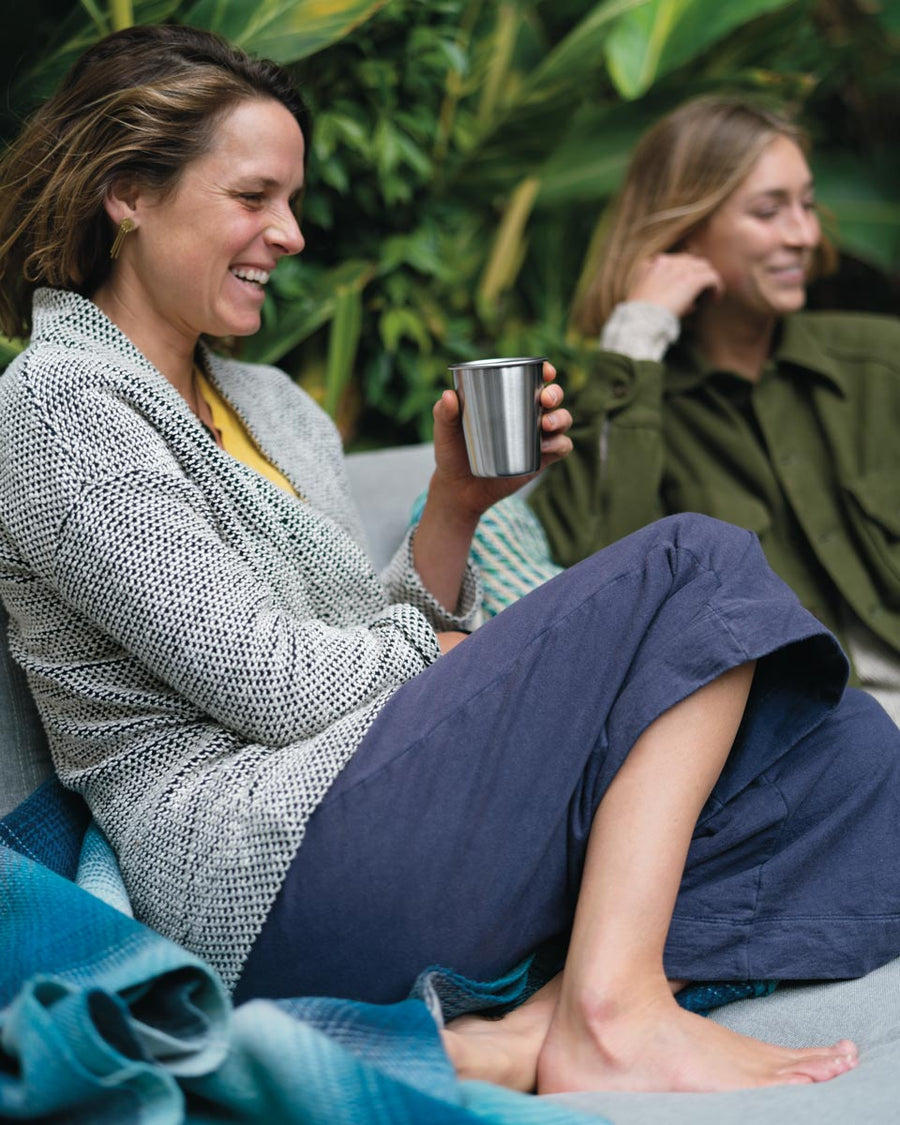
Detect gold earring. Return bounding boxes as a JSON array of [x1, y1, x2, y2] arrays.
[[109, 217, 136, 260]]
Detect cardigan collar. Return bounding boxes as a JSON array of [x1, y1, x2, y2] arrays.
[[31, 288, 315, 503]]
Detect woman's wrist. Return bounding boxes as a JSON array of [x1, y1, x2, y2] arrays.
[[424, 471, 486, 529]]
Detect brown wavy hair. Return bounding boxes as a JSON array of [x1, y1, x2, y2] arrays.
[[0, 24, 310, 338], [577, 95, 833, 335]]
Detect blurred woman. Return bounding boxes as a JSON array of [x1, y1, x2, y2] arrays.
[[531, 95, 900, 725]]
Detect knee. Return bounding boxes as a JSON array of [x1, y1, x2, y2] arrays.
[[651, 512, 756, 558]]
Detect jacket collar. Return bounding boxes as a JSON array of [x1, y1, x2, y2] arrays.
[[664, 313, 848, 397]]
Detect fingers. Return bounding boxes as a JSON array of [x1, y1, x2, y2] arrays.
[[540, 381, 562, 408], [433, 387, 460, 423], [541, 379, 571, 446], [542, 404, 571, 435], [628, 253, 724, 318], [541, 401, 573, 463]]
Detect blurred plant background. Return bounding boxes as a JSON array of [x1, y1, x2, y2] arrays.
[[2, 0, 898, 446]]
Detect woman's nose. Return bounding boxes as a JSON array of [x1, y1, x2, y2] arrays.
[[267, 208, 305, 256], [783, 203, 820, 248]]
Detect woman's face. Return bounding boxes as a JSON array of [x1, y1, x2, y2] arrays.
[[112, 97, 305, 345], [686, 135, 821, 322]]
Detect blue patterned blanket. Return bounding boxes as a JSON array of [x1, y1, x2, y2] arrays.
[[0, 780, 605, 1124]]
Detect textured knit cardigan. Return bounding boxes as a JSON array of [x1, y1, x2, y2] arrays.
[[0, 289, 480, 989]]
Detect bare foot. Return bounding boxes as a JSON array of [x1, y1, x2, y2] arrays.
[[536, 984, 859, 1094], [441, 976, 561, 1091]]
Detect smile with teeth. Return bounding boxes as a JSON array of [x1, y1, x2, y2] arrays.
[[230, 267, 270, 287]]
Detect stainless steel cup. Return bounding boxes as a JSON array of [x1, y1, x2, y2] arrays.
[[449, 356, 545, 477]]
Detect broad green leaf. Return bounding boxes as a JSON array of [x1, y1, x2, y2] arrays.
[[525, 0, 648, 95], [874, 3, 900, 37], [535, 104, 657, 205], [814, 151, 900, 273], [605, 0, 795, 100], [12, 0, 179, 110], [324, 284, 363, 418], [183, 0, 389, 64]]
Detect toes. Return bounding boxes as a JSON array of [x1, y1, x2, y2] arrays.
[[784, 1044, 859, 1083]]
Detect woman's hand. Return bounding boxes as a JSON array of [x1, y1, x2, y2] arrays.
[[430, 361, 573, 521], [629, 253, 723, 319], [411, 362, 571, 615], [437, 631, 468, 654]]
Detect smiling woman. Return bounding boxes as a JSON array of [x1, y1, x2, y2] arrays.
[[0, 25, 310, 444], [530, 94, 900, 727], [684, 135, 820, 330], [91, 97, 306, 404]]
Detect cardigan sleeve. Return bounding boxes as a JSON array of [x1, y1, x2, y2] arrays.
[[380, 528, 482, 633], [51, 470, 441, 747]]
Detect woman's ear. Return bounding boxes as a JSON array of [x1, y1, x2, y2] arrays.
[[677, 233, 697, 256], [103, 180, 140, 227]]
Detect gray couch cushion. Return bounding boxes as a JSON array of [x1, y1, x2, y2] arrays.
[[0, 607, 52, 817], [345, 443, 436, 569]]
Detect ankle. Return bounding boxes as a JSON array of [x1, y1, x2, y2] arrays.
[[563, 971, 673, 1029]]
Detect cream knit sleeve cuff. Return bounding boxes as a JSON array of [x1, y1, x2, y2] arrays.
[[599, 301, 681, 362]]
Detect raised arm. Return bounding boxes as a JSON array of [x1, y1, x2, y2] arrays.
[[413, 363, 571, 636], [527, 255, 720, 568]]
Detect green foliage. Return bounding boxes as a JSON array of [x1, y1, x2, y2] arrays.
[[183, 0, 390, 63], [2, 0, 898, 447], [605, 0, 796, 99]]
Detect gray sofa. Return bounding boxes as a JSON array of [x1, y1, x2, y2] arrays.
[[3, 441, 899, 1122]]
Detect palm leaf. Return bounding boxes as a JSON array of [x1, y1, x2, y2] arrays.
[[11, 0, 179, 111], [605, 0, 795, 100], [524, 0, 649, 96], [182, 0, 389, 63], [535, 102, 658, 205]]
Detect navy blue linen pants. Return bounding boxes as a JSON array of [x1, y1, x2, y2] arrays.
[[236, 515, 900, 1004]]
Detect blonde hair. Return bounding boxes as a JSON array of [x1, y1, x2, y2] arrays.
[[0, 24, 309, 339], [578, 95, 829, 334]]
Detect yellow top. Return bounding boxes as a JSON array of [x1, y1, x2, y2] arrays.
[[195, 368, 298, 497]]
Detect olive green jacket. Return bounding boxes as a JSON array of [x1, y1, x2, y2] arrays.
[[531, 311, 900, 662]]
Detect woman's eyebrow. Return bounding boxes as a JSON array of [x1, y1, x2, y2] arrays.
[[747, 181, 816, 203]]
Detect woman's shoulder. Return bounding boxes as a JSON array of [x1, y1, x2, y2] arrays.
[[791, 309, 900, 361], [0, 335, 120, 424]]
